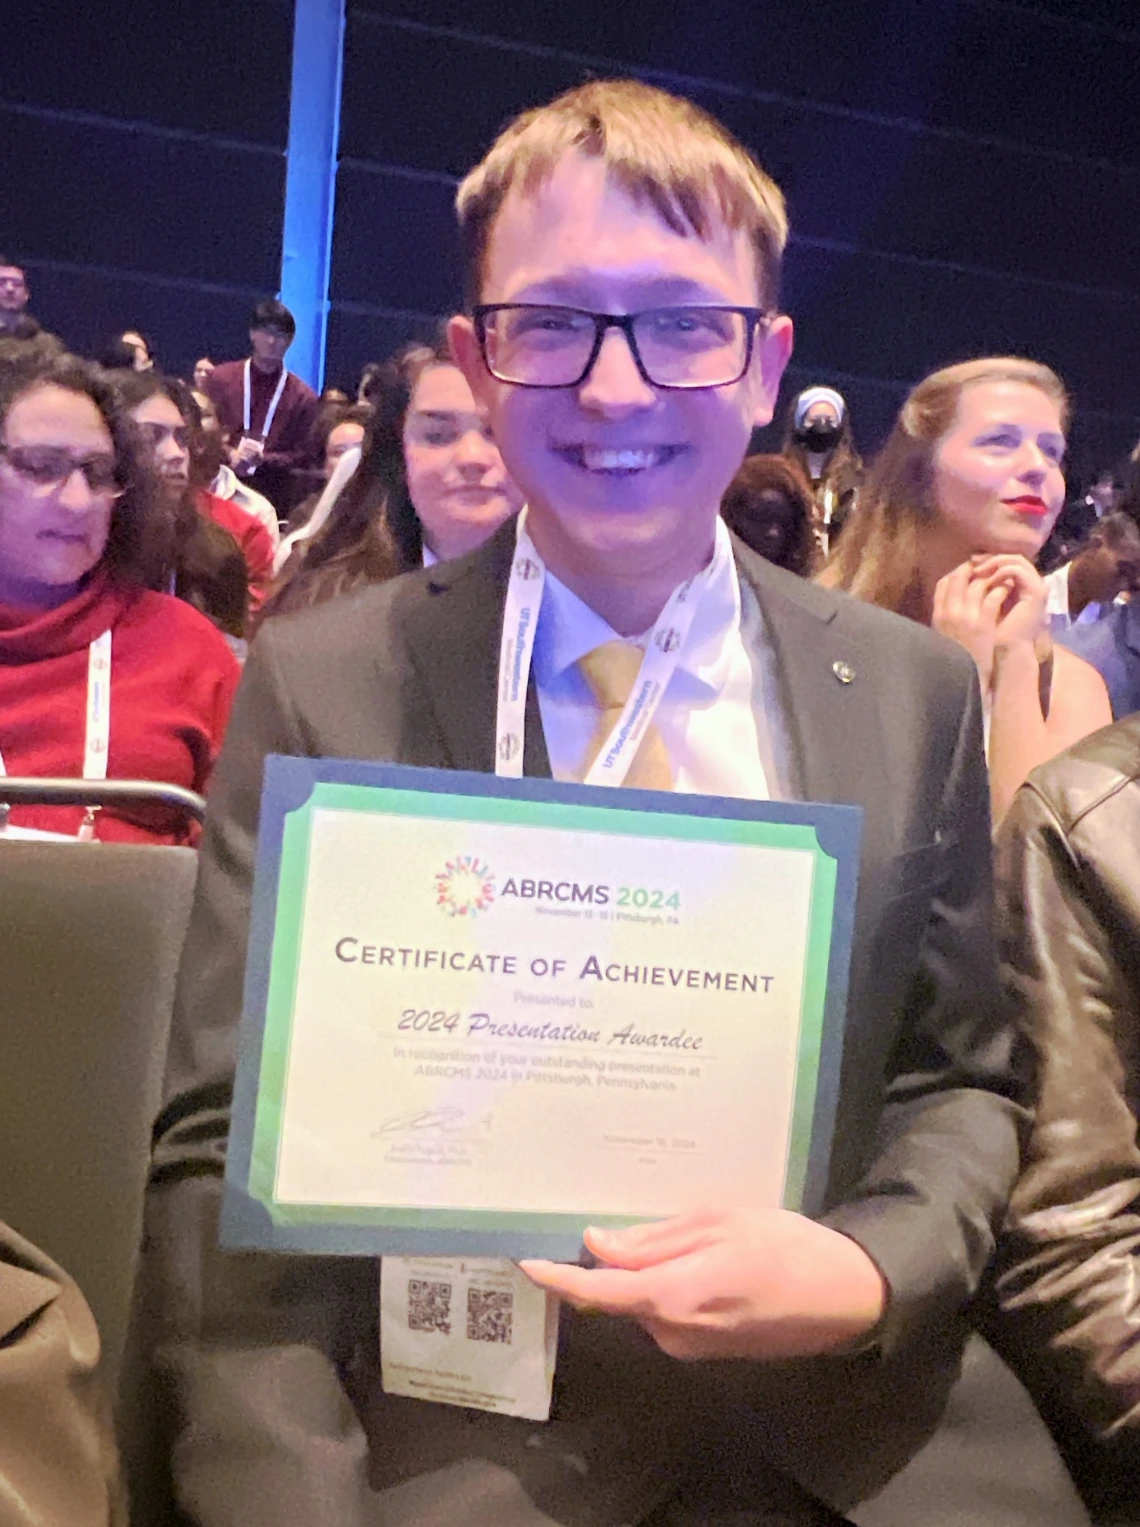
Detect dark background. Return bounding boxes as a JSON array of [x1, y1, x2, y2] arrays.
[[3, 0, 1139, 480]]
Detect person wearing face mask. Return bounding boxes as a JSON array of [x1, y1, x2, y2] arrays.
[[822, 357, 1111, 821], [720, 452, 818, 576], [0, 345, 238, 843], [259, 336, 522, 623], [783, 386, 863, 555]]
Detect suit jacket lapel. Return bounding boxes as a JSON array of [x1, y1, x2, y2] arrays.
[[733, 541, 890, 812], [402, 525, 888, 805], [401, 524, 552, 780]]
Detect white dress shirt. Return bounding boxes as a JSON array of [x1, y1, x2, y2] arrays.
[[211, 464, 281, 548], [1043, 561, 1104, 635], [532, 530, 790, 800]]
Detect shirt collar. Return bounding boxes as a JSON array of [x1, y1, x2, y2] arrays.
[[532, 516, 741, 696]]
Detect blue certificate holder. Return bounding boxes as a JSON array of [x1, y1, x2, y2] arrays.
[[222, 758, 862, 1261]]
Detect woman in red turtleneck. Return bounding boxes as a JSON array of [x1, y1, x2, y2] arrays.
[[0, 346, 239, 843]]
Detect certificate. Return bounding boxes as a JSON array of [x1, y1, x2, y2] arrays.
[[222, 759, 861, 1261]]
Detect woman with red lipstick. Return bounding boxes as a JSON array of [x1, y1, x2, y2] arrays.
[[822, 357, 1111, 820], [0, 345, 239, 842]]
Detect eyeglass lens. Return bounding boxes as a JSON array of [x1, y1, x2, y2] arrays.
[[1, 445, 120, 493], [482, 306, 754, 387]]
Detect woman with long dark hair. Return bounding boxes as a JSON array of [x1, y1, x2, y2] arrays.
[[261, 335, 521, 622], [116, 370, 275, 637], [720, 453, 818, 577], [822, 356, 1110, 820]]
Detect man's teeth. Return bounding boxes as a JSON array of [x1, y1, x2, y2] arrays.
[[579, 446, 668, 471]]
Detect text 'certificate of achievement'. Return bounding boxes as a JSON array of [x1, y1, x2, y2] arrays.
[[222, 760, 861, 1261]]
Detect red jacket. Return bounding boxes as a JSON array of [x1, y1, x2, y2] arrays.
[[198, 490, 275, 609], [0, 573, 240, 844]]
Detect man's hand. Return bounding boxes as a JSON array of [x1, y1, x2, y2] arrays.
[[230, 435, 265, 476], [519, 1206, 887, 1361]]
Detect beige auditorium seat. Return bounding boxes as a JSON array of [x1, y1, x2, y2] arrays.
[[0, 831, 198, 1390]]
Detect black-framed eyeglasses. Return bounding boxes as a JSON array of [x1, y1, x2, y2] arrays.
[[0, 443, 123, 497], [473, 304, 773, 391]]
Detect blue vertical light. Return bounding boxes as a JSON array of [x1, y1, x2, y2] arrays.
[[279, 0, 345, 391]]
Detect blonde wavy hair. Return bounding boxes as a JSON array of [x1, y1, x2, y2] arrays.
[[819, 357, 1069, 620]]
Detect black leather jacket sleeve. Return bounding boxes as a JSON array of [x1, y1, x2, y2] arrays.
[[985, 759, 1140, 1479]]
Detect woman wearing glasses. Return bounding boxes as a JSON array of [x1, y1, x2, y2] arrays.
[[821, 357, 1111, 822], [0, 345, 239, 843]]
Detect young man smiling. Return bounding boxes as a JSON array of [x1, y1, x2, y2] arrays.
[[146, 82, 1087, 1527]]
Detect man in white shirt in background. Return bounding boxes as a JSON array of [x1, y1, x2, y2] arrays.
[[1042, 511, 1140, 635]]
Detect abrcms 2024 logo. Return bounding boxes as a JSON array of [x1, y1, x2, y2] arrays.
[[435, 858, 614, 918], [435, 856, 496, 918]]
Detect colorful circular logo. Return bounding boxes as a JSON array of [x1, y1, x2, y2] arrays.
[[435, 856, 496, 918]]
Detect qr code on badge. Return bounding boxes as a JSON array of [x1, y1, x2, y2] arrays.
[[407, 1278, 452, 1335], [467, 1286, 513, 1344]]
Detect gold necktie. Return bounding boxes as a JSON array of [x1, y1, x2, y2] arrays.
[[577, 641, 673, 791]]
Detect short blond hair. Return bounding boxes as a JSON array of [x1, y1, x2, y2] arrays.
[[820, 356, 1069, 618], [456, 78, 789, 309]]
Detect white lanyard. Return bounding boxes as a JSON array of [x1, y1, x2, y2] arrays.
[[242, 359, 288, 441], [494, 510, 713, 786], [0, 629, 111, 840]]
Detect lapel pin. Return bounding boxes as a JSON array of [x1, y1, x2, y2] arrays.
[[831, 660, 856, 685]]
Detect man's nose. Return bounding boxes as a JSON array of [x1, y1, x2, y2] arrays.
[[578, 327, 657, 416]]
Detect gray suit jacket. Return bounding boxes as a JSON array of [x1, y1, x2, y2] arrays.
[[140, 529, 1073, 1526]]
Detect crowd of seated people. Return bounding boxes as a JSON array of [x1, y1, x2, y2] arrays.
[[2, 72, 1140, 1527]]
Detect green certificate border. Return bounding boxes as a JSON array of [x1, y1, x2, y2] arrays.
[[222, 760, 860, 1260]]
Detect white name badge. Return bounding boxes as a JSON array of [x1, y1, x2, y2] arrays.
[[0, 824, 85, 843], [380, 1255, 558, 1420]]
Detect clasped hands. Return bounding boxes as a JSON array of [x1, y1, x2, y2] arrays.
[[932, 554, 1047, 691], [519, 1205, 887, 1362]]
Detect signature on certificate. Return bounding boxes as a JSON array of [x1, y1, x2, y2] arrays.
[[370, 1105, 496, 1139]]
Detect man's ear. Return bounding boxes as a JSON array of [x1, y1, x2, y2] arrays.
[[750, 315, 794, 429], [448, 315, 493, 408]]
